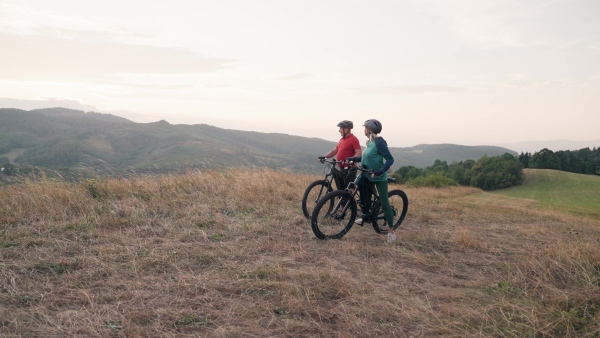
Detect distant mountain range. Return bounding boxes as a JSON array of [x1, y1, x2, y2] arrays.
[[1, 107, 520, 173], [499, 140, 600, 153]]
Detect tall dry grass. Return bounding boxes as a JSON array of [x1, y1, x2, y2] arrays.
[[0, 169, 599, 337]]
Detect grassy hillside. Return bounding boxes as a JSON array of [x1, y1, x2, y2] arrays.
[[492, 169, 600, 218], [1, 170, 599, 336]]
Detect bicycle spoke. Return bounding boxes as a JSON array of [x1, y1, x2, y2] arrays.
[[388, 190, 408, 229], [302, 180, 333, 219], [311, 190, 356, 239], [371, 190, 408, 233]]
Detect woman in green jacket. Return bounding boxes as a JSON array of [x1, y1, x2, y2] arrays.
[[353, 119, 397, 242]]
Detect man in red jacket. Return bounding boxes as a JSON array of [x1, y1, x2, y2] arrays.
[[319, 120, 362, 190]]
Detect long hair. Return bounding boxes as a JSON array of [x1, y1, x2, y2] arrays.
[[367, 130, 379, 143]]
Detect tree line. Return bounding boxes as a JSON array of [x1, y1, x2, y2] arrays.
[[393, 153, 524, 191], [393, 146, 600, 191], [518, 147, 600, 175]]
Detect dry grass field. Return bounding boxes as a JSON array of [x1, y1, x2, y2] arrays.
[[1, 169, 599, 337]]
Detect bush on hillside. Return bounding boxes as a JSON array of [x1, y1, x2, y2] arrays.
[[469, 154, 524, 190], [406, 173, 458, 188]]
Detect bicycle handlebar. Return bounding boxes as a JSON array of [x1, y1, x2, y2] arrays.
[[346, 159, 396, 182], [318, 157, 343, 165], [317, 157, 395, 182]]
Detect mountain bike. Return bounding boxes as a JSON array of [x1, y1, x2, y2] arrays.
[[310, 163, 408, 240], [301, 157, 357, 219]]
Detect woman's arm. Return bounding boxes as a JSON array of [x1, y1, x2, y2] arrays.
[[375, 138, 394, 173]]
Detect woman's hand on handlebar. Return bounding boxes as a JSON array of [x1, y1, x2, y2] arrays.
[[345, 156, 362, 164]]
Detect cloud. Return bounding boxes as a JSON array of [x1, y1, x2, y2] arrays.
[[0, 2, 149, 43], [205, 84, 230, 89], [119, 83, 195, 90], [419, 0, 599, 49], [272, 73, 311, 81], [357, 85, 465, 94], [474, 73, 570, 89], [0, 32, 236, 81]]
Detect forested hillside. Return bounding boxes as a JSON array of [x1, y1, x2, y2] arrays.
[[518, 148, 600, 175], [1, 108, 517, 175]]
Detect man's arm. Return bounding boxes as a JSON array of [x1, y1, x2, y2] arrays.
[[352, 137, 362, 157], [321, 146, 338, 159]]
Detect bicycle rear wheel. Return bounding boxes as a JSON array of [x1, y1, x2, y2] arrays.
[[311, 190, 357, 239], [301, 180, 333, 219], [372, 189, 409, 233]]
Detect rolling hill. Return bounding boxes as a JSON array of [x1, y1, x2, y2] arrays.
[[1, 107, 517, 174], [492, 168, 600, 218]]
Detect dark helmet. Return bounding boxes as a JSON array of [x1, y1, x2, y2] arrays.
[[363, 119, 382, 134], [337, 120, 353, 129]]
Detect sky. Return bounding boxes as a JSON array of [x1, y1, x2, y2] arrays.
[[1, 0, 599, 150]]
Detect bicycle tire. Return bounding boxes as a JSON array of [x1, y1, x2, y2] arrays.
[[372, 189, 409, 233], [311, 190, 357, 239], [301, 180, 333, 219]]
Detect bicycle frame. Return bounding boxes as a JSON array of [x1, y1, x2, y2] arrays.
[[302, 158, 361, 219], [302, 158, 345, 219], [314, 159, 355, 199], [333, 165, 393, 222], [324, 158, 355, 188], [322, 159, 339, 191]]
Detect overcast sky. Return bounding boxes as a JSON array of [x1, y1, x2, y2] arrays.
[[1, 0, 599, 149]]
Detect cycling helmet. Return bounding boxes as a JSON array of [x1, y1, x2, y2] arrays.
[[363, 119, 382, 134], [337, 120, 353, 129]]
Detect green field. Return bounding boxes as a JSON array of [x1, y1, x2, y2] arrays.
[[492, 168, 600, 218]]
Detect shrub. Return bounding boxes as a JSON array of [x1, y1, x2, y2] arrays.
[[469, 154, 524, 190], [407, 173, 458, 188]]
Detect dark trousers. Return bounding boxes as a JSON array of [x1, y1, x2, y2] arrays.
[[332, 166, 357, 191]]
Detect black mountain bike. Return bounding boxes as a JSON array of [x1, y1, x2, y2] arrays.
[[310, 163, 408, 240], [301, 157, 356, 219]]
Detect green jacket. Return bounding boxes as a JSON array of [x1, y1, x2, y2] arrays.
[[361, 137, 394, 182]]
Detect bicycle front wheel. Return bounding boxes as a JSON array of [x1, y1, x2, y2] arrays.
[[301, 180, 333, 219], [311, 190, 357, 239], [372, 189, 409, 233]]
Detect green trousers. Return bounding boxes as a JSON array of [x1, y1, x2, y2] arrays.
[[357, 177, 394, 228]]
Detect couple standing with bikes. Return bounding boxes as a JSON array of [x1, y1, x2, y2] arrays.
[[313, 119, 405, 243]]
